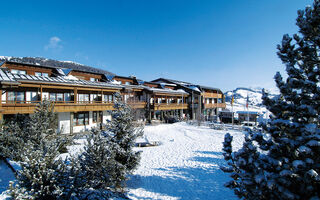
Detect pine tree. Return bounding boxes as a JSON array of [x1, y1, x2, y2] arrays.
[[78, 128, 121, 191], [104, 92, 143, 190], [0, 100, 70, 162], [221, 1, 320, 199], [9, 139, 71, 200], [6, 101, 76, 199]]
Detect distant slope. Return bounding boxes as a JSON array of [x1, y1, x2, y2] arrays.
[[0, 56, 115, 76], [224, 87, 278, 113]]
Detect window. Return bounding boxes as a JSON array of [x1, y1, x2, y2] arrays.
[[11, 69, 26, 75], [91, 94, 100, 102], [104, 94, 113, 102], [125, 81, 131, 85], [78, 94, 89, 103], [28, 91, 39, 102], [35, 72, 49, 77], [90, 77, 99, 82], [49, 93, 64, 102], [93, 111, 103, 123], [64, 93, 71, 102], [74, 112, 89, 126], [7, 91, 25, 103]]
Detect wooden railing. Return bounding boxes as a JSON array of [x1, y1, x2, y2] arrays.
[[204, 103, 226, 109], [127, 101, 147, 109], [203, 92, 223, 98], [1, 100, 149, 114], [152, 103, 188, 111], [1, 100, 116, 114]]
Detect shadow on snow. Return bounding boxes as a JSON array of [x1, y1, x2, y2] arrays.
[[127, 151, 236, 200]]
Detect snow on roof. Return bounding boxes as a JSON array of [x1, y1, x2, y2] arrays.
[[65, 74, 78, 80], [3, 70, 122, 89], [146, 87, 188, 95], [0, 68, 19, 83], [187, 85, 201, 92]]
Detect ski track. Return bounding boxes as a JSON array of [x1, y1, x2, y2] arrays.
[[127, 122, 244, 200]]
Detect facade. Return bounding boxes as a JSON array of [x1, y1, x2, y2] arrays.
[[0, 61, 225, 134], [150, 78, 226, 121]]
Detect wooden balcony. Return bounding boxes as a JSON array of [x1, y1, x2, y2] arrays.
[[204, 103, 226, 109], [1, 101, 116, 114], [127, 101, 147, 109], [152, 103, 188, 111], [203, 92, 223, 98]]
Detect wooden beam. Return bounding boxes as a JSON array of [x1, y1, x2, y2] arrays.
[[40, 85, 43, 101], [74, 88, 77, 103]]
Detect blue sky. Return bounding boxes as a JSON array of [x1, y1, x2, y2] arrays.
[[0, 0, 313, 91]]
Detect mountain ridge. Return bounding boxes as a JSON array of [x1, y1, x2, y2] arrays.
[[0, 56, 115, 76]]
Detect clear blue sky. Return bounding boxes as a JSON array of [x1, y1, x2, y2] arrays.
[[0, 0, 313, 91]]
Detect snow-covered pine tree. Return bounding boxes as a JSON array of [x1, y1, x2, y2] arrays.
[[221, 1, 320, 199], [9, 139, 72, 200], [6, 101, 77, 199], [0, 120, 25, 162], [104, 92, 143, 190], [78, 128, 120, 191], [0, 100, 70, 163]]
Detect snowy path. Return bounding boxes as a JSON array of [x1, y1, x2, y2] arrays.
[[127, 122, 244, 200]]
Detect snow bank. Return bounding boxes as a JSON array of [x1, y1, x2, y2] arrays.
[[127, 122, 244, 200]]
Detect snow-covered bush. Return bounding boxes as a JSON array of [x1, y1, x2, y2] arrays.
[[104, 92, 143, 190], [9, 139, 74, 200], [221, 1, 320, 199], [0, 100, 70, 162]]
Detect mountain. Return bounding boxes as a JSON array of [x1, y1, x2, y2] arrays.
[[224, 87, 278, 113], [0, 56, 115, 75]]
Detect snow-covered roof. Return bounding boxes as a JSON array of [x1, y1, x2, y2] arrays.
[[186, 85, 201, 92], [0, 58, 115, 76], [0, 68, 19, 84], [145, 87, 188, 95], [0, 69, 122, 89]]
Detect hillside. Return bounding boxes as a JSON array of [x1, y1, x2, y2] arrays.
[[224, 87, 278, 114], [0, 56, 115, 76]]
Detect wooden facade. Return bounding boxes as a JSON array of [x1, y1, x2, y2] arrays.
[[0, 61, 226, 131]]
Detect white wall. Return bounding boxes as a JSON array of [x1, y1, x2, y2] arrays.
[[58, 112, 70, 134], [103, 110, 112, 124], [58, 111, 112, 134]]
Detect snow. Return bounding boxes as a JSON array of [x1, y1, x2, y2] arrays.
[[127, 122, 244, 200], [0, 160, 15, 196], [186, 85, 201, 92], [0, 122, 245, 200], [65, 74, 79, 80]]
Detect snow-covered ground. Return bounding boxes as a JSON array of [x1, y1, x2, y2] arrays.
[[127, 122, 244, 200], [0, 122, 245, 200]]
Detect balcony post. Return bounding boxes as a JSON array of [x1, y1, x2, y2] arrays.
[[40, 85, 43, 102], [74, 88, 77, 103]]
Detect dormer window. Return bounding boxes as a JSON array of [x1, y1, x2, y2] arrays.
[[90, 78, 99, 82], [35, 72, 49, 77], [11, 69, 26, 75]]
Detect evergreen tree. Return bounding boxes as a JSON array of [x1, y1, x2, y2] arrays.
[[78, 128, 121, 191], [0, 100, 70, 162], [221, 1, 320, 199], [9, 139, 72, 200], [105, 92, 143, 190]]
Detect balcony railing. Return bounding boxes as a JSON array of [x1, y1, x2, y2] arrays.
[[1, 100, 116, 114], [204, 103, 226, 109], [127, 101, 147, 109], [152, 103, 188, 111]]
